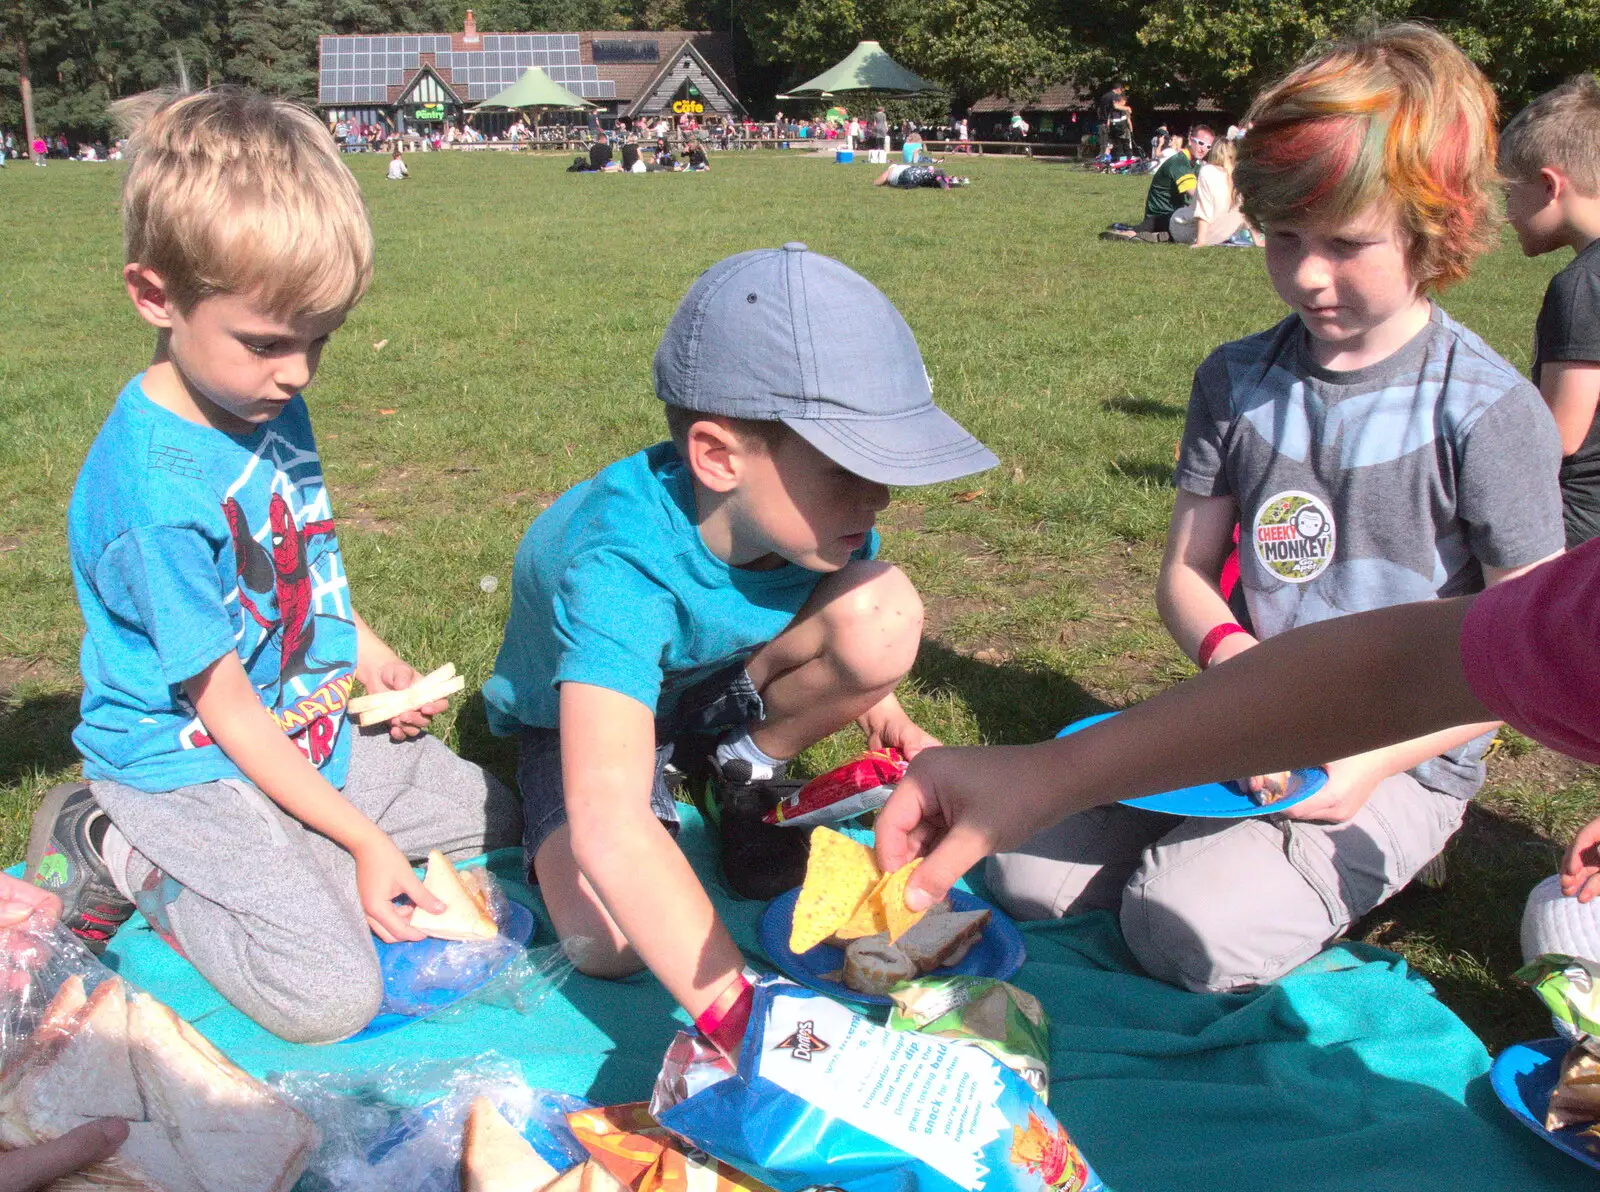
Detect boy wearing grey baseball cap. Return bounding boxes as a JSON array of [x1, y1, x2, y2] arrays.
[[481, 244, 994, 1033]]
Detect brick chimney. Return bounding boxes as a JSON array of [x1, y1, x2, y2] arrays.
[[463, 9, 479, 43]]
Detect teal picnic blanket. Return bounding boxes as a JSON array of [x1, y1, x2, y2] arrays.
[[15, 806, 1591, 1190]]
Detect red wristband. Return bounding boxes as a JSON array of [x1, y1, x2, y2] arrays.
[[1197, 622, 1247, 670], [695, 974, 754, 1057]]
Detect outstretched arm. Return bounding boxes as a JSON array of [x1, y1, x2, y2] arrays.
[[877, 595, 1485, 908]]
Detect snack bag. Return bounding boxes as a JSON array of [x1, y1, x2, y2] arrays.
[[888, 977, 1051, 1094], [653, 979, 1103, 1192], [1515, 954, 1600, 1046], [764, 749, 908, 827], [567, 1102, 774, 1191]]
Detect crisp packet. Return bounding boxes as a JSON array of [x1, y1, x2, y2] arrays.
[[764, 749, 908, 828], [888, 977, 1050, 1094], [1515, 953, 1600, 1047], [653, 978, 1103, 1192], [566, 1102, 774, 1191]]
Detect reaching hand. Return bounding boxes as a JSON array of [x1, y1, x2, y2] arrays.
[[858, 696, 941, 760], [1276, 755, 1382, 824], [0, 1119, 130, 1191], [0, 873, 61, 929], [1562, 816, 1600, 903], [368, 660, 449, 741], [351, 832, 446, 943], [874, 743, 1056, 911]]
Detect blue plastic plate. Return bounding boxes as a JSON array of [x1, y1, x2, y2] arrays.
[[1491, 1037, 1600, 1171], [1055, 712, 1327, 818], [344, 898, 536, 1043], [758, 886, 1026, 1007]]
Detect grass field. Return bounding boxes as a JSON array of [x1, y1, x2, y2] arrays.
[[1, 148, 1594, 1050]]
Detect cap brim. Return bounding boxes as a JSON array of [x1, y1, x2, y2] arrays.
[[781, 407, 998, 486]]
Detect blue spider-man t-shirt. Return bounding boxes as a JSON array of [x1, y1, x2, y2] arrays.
[[68, 375, 359, 793]]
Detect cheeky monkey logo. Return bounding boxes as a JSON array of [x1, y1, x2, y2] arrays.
[[773, 1020, 830, 1062], [1253, 491, 1335, 583]]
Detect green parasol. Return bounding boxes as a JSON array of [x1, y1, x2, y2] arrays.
[[778, 41, 941, 99], [473, 66, 593, 112]]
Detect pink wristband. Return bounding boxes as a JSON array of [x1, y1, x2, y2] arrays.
[[695, 975, 754, 1056], [1197, 622, 1247, 670]]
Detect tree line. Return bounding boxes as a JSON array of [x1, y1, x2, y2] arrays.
[[4, 0, 1596, 140]]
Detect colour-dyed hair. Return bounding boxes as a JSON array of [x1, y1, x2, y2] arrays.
[[1234, 23, 1498, 292], [1500, 75, 1600, 197], [115, 87, 373, 316]]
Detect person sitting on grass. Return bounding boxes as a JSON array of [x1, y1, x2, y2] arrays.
[[1103, 124, 1214, 242], [621, 135, 642, 173], [873, 163, 968, 190], [1169, 136, 1258, 246], [480, 245, 996, 1056], [588, 133, 618, 172], [27, 88, 521, 1044], [1500, 74, 1600, 548], [386, 148, 408, 180], [651, 137, 681, 171], [981, 23, 1566, 994], [685, 142, 710, 171]]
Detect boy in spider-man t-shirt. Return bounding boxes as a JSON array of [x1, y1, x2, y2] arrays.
[[25, 88, 518, 1044]]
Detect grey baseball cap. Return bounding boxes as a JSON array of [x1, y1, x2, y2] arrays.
[[653, 243, 998, 486]]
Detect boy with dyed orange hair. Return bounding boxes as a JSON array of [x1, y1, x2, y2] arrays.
[[973, 25, 1567, 992]]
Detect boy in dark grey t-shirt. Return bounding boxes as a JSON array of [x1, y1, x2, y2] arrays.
[[987, 25, 1566, 994], [1501, 75, 1600, 547]]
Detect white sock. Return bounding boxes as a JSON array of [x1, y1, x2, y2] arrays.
[[715, 732, 787, 781], [99, 822, 139, 903]]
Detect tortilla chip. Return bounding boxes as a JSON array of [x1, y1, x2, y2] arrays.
[[789, 827, 882, 953], [832, 886, 890, 941], [880, 860, 927, 943]]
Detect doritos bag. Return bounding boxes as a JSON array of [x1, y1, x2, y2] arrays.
[[764, 750, 908, 828], [652, 979, 1103, 1192]]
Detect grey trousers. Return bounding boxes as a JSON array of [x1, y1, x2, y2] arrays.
[[91, 731, 521, 1043], [986, 772, 1467, 993]]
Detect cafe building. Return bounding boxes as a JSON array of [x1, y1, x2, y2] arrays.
[[317, 13, 743, 133]]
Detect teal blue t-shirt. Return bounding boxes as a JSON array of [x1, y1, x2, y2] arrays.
[[69, 376, 358, 793], [483, 442, 877, 734]]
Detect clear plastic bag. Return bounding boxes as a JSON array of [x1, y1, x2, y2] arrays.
[[271, 1053, 591, 1192], [0, 910, 320, 1192], [359, 868, 574, 1032]]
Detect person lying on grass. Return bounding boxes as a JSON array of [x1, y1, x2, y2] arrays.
[[481, 244, 996, 1056], [947, 24, 1567, 994]]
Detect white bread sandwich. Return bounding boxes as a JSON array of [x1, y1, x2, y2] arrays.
[[409, 851, 499, 942], [0, 976, 318, 1192], [895, 909, 991, 973], [460, 1095, 561, 1192]]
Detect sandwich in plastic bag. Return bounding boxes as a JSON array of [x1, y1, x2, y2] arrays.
[[0, 911, 318, 1192], [566, 1102, 775, 1191], [651, 978, 1103, 1192], [271, 1053, 590, 1192]]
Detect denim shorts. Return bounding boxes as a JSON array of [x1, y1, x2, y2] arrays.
[[516, 663, 765, 864]]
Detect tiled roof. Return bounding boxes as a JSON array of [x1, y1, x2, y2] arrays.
[[316, 30, 736, 108], [969, 82, 1091, 113]]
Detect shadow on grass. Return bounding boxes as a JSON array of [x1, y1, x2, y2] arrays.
[[1101, 394, 1185, 420], [0, 690, 79, 788], [912, 639, 1110, 744], [454, 690, 518, 791]]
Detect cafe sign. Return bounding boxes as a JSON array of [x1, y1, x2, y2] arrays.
[[672, 99, 704, 114]]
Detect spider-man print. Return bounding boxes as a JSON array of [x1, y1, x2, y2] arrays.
[[225, 493, 340, 687]]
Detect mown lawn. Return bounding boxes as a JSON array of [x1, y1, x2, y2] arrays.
[[1, 148, 1592, 1049]]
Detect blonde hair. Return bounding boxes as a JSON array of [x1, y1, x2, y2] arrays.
[[1234, 23, 1499, 292], [116, 87, 373, 317], [1500, 75, 1600, 197], [1207, 137, 1239, 174]]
